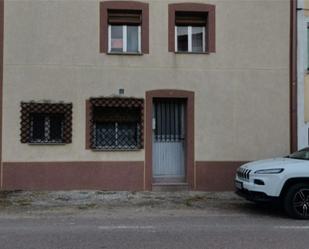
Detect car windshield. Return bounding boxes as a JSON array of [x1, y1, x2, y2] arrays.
[[288, 149, 309, 160]]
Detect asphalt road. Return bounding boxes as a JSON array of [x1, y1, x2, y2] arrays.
[[1, 203, 309, 249]]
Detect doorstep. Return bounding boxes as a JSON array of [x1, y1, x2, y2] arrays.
[[152, 183, 189, 192]]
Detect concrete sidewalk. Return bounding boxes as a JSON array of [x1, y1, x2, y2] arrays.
[[0, 190, 245, 213]]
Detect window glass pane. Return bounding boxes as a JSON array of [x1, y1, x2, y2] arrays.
[[118, 122, 138, 148], [177, 26, 188, 52], [30, 114, 45, 141], [110, 25, 123, 52], [192, 26, 204, 52], [127, 26, 139, 53], [49, 114, 64, 141]]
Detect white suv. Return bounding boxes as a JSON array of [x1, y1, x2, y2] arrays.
[[235, 147, 309, 219]]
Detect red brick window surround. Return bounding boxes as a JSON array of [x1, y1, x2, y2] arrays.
[[20, 102, 73, 144], [86, 97, 144, 151], [168, 3, 216, 53], [100, 1, 149, 54]]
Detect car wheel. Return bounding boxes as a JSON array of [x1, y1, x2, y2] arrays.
[[284, 183, 309, 219]]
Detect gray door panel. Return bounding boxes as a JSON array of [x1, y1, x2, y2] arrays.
[[152, 99, 186, 179]]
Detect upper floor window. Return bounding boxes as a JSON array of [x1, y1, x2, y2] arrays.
[[108, 10, 141, 53], [169, 3, 216, 54], [20, 102, 72, 144], [175, 12, 206, 53], [100, 1, 149, 54]]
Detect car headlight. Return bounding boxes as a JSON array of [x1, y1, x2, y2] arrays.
[[254, 168, 284, 174]]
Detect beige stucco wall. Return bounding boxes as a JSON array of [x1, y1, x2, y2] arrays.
[[305, 0, 309, 15], [3, 0, 290, 162], [304, 1, 309, 122]]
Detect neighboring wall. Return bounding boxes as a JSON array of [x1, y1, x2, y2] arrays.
[[305, 77, 309, 122], [3, 0, 290, 163], [298, 0, 309, 149], [304, 0, 309, 121]]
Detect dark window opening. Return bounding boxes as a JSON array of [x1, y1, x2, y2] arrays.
[[30, 113, 65, 144]]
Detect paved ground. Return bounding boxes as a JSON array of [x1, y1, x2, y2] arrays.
[[0, 191, 309, 249], [0, 191, 243, 211]]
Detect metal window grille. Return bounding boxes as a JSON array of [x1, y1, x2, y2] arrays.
[[93, 121, 140, 150], [89, 98, 144, 151], [20, 102, 72, 144]]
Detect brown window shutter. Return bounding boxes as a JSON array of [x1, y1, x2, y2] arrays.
[[108, 10, 142, 25], [175, 12, 207, 26]]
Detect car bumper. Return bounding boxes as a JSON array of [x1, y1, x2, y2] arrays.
[[235, 187, 278, 203], [234, 172, 284, 197]]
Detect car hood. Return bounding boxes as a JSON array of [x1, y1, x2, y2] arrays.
[[240, 157, 306, 172]]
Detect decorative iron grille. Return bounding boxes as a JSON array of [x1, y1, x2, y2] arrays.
[[94, 121, 140, 150], [89, 98, 144, 150], [153, 98, 185, 142], [20, 102, 72, 144]]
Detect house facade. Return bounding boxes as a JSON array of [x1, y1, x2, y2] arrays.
[[0, 0, 294, 191]]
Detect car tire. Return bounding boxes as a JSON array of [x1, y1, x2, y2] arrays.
[[284, 183, 309, 219]]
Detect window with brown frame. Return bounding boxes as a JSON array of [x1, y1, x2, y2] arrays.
[[20, 102, 72, 144], [168, 3, 216, 54], [87, 98, 144, 151], [100, 1, 149, 54]]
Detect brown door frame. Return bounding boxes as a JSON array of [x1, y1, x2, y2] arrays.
[[145, 90, 194, 190], [290, 0, 297, 153]]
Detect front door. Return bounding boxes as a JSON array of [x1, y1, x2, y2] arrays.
[[152, 98, 186, 182]]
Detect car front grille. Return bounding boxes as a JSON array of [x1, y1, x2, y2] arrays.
[[237, 168, 251, 181]]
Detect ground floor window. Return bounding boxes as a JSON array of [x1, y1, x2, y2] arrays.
[[20, 102, 72, 144], [89, 98, 144, 151]]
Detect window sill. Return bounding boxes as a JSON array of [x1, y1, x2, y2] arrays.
[[174, 51, 209, 55], [27, 142, 68, 145], [107, 52, 143, 56], [91, 148, 142, 152]]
